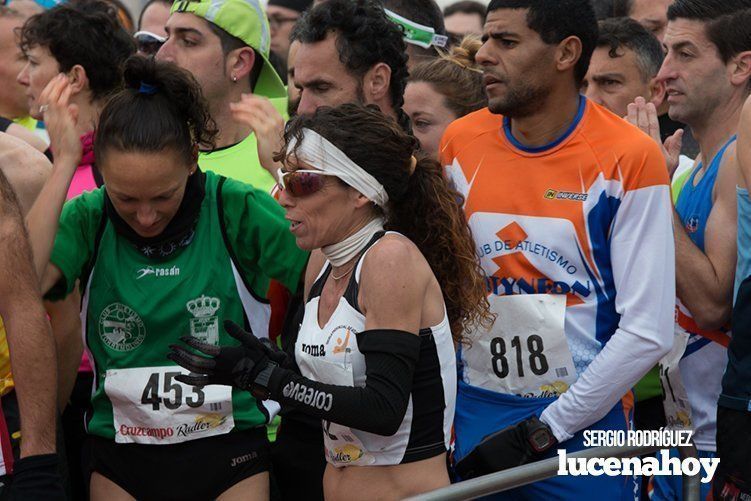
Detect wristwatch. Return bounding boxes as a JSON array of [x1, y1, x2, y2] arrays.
[[250, 361, 279, 400], [525, 416, 558, 453]]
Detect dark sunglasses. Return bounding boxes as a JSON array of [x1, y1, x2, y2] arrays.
[[134, 31, 166, 56], [277, 169, 339, 197]]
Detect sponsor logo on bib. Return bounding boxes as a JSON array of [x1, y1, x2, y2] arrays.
[[186, 295, 221, 345], [176, 413, 227, 438], [527, 380, 570, 398], [330, 444, 364, 464], [119, 424, 173, 440], [99, 303, 146, 352]]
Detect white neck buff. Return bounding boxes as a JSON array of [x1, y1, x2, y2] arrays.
[[322, 217, 385, 267], [287, 128, 389, 267]]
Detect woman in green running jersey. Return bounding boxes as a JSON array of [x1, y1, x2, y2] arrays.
[[26, 56, 308, 501]]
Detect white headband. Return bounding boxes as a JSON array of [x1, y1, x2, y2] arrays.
[[287, 128, 390, 208]]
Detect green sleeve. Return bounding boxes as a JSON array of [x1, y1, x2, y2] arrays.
[[221, 177, 308, 292], [672, 168, 692, 205], [47, 189, 105, 299], [633, 366, 662, 402]]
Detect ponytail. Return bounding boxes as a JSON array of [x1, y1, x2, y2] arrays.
[[409, 35, 487, 119], [386, 155, 490, 343], [95, 55, 218, 166]]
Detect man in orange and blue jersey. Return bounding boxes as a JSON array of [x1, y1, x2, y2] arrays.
[[443, 1, 674, 499]]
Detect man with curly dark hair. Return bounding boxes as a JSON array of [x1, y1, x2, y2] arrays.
[[291, 0, 410, 131]]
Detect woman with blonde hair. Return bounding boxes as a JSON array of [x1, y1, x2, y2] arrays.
[[404, 35, 487, 158]]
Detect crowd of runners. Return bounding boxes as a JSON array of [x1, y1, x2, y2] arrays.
[[0, 0, 749, 499]]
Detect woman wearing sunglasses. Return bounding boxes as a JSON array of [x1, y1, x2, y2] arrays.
[[170, 103, 492, 500], [25, 56, 307, 500]]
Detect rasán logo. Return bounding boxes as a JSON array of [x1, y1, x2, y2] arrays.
[[136, 266, 180, 280]]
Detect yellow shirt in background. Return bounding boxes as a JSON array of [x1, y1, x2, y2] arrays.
[[0, 318, 14, 397], [198, 96, 287, 193]]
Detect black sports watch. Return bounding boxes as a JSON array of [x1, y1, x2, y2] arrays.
[[250, 361, 279, 400], [525, 416, 558, 453]]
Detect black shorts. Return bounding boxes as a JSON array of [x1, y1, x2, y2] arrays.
[[91, 427, 270, 501], [271, 414, 325, 501]]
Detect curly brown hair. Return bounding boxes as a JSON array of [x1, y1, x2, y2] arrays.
[[277, 103, 491, 343]]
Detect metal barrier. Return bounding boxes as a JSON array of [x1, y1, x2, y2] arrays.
[[679, 442, 701, 501], [406, 444, 702, 501]]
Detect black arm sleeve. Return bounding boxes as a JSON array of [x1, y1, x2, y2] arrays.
[[267, 329, 421, 436]]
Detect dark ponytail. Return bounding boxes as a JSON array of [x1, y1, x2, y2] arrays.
[[95, 55, 218, 167], [280, 104, 491, 342], [388, 153, 492, 343]]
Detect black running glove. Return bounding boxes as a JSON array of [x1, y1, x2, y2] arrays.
[[9, 454, 65, 501], [168, 320, 285, 399], [454, 416, 558, 479]]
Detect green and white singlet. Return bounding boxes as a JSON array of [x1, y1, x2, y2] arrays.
[[49, 171, 307, 444]]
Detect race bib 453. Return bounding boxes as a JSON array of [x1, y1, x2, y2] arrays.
[[105, 366, 234, 444]]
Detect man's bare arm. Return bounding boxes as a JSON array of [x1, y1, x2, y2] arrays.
[[674, 148, 738, 330], [737, 97, 751, 190], [0, 169, 58, 457], [0, 133, 50, 215], [3, 124, 48, 155]]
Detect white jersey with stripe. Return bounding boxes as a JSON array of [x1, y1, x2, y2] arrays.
[[295, 233, 456, 467]]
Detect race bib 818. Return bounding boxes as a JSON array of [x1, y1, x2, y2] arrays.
[[462, 294, 577, 398]]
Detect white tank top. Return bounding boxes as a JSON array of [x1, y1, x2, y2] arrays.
[[295, 232, 456, 467]]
